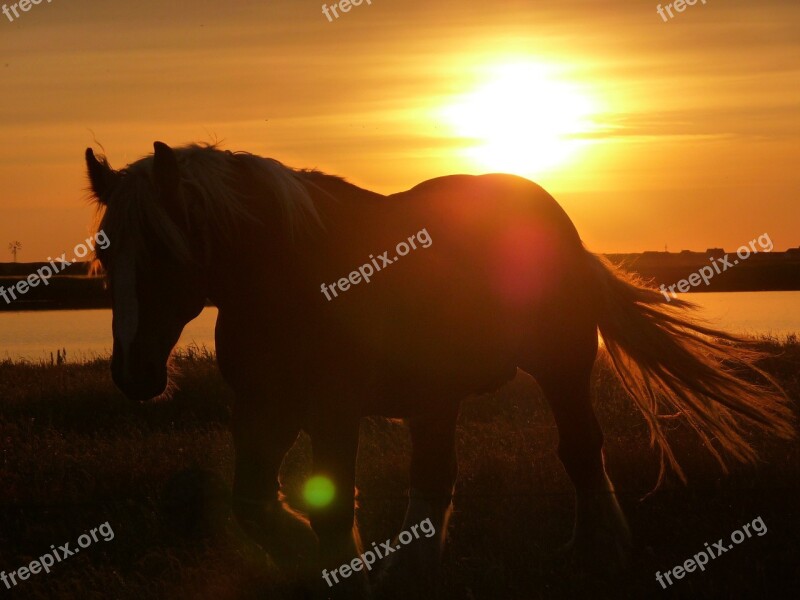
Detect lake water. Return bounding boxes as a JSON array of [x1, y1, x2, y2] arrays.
[[1, 292, 799, 361]]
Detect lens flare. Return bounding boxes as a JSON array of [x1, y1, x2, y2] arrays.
[[303, 475, 336, 508]]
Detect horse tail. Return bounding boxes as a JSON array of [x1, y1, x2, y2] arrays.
[[585, 251, 795, 486]]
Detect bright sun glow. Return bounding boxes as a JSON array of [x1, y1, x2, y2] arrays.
[[441, 61, 600, 176]]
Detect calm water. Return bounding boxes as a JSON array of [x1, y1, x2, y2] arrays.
[[0, 307, 219, 362], [1, 292, 799, 361]]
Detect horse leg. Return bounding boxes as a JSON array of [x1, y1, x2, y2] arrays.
[[231, 396, 317, 569], [522, 318, 632, 570], [308, 414, 367, 598], [375, 402, 460, 597]]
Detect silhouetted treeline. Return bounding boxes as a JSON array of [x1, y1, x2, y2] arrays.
[[607, 250, 800, 293]]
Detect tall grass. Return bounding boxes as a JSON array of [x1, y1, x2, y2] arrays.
[[0, 339, 798, 598]]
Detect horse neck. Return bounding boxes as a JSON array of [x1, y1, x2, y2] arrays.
[[204, 172, 384, 312]]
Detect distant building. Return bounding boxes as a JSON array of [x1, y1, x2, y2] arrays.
[[705, 248, 725, 259]]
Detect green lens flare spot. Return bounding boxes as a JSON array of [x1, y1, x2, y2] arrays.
[[303, 476, 335, 508]]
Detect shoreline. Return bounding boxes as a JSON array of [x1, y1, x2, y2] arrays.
[[1, 252, 799, 312]]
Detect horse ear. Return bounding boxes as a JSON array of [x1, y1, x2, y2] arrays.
[[86, 148, 117, 203], [152, 141, 183, 223]]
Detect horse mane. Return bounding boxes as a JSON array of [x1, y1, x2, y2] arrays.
[[94, 143, 328, 264]]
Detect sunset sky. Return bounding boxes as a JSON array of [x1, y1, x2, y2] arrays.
[[1, 0, 798, 260]]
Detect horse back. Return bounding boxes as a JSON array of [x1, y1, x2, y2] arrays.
[[296, 174, 586, 412]]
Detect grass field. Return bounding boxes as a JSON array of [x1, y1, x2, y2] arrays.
[[1, 340, 799, 599]]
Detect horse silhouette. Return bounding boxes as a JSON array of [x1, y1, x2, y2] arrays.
[[86, 142, 794, 598]]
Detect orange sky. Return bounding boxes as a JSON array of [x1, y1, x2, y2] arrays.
[[1, 0, 798, 259]]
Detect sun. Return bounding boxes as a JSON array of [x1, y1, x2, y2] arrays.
[[440, 61, 599, 176]]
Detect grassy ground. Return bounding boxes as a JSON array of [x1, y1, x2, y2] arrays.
[[1, 340, 799, 599]]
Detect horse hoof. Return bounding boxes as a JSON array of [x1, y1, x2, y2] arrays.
[[555, 529, 633, 575], [371, 546, 440, 598], [558, 479, 633, 573], [234, 499, 319, 570]]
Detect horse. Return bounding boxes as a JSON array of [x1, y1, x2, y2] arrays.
[[85, 141, 794, 597]]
